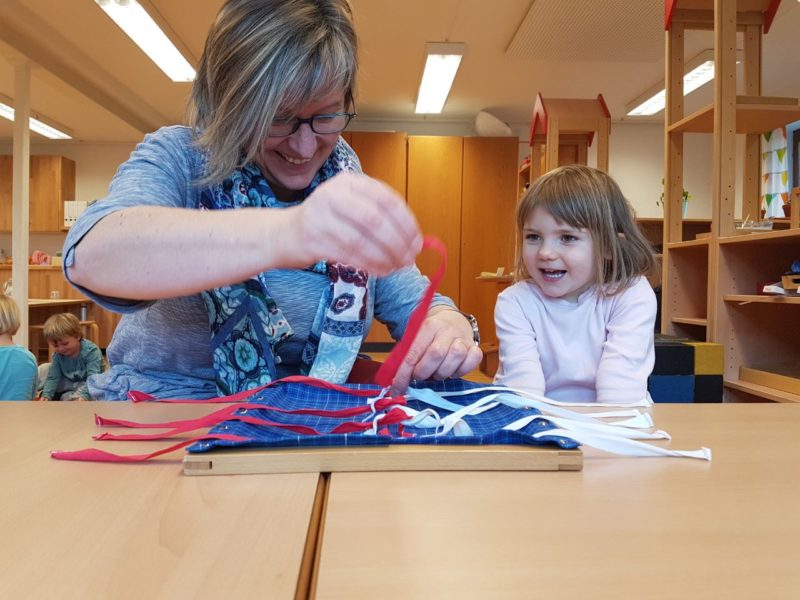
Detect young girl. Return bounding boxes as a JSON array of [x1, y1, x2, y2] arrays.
[[0, 295, 38, 401], [494, 165, 657, 403]]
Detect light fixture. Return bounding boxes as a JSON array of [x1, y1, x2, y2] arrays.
[[626, 50, 739, 117], [95, 0, 195, 82], [0, 102, 72, 139], [415, 42, 465, 114]]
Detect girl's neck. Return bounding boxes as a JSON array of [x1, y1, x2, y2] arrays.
[[0, 333, 15, 346]]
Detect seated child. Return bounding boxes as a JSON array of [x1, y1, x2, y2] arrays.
[[0, 295, 38, 400], [494, 165, 657, 403], [39, 313, 105, 401]]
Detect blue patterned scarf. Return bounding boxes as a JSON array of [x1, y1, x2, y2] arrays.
[[199, 140, 368, 395]]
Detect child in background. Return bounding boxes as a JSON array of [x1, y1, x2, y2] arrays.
[[0, 295, 38, 400], [39, 313, 104, 401], [494, 165, 657, 403]]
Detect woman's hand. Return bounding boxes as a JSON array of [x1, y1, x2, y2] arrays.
[[389, 307, 483, 395], [289, 173, 423, 275]]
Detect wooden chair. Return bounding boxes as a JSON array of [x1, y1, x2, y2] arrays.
[[29, 320, 101, 363]]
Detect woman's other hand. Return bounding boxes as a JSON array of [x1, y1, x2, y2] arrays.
[[291, 173, 423, 275], [389, 308, 483, 395]]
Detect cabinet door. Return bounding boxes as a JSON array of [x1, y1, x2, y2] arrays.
[[348, 131, 407, 197], [0, 156, 11, 231], [30, 156, 75, 233], [407, 136, 463, 305], [348, 131, 408, 345], [460, 137, 518, 345]]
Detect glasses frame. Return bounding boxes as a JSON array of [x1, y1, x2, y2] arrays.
[[268, 111, 357, 137]]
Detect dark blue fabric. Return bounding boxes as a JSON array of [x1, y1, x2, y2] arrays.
[[187, 379, 579, 453]]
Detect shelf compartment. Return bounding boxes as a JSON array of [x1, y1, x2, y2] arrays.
[[664, 243, 709, 327], [718, 301, 800, 383], [740, 364, 800, 396], [724, 295, 800, 305], [667, 96, 800, 134], [670, 316, 708, 326], [718, 235, 800, 297], [666, 238, 710, 250], [719, 228, 800, 245], [724, 379, 800, 404]]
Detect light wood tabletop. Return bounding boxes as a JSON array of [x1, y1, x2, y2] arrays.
[[314, 404, 800, 599], [0, 402, 320, 600]]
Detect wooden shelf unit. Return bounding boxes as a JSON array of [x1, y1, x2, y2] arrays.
[[662, 0, 799, 401], [715, 230, 800, 400]]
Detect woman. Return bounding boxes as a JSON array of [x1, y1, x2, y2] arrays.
[[64, 0, 481, 400]]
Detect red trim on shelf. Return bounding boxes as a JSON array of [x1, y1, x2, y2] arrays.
[[529, 92, 548, 146], [665, 0, 678, 30], [764, 0, 781, 34]]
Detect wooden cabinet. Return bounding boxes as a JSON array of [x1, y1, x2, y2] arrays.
[[408, 135, 517, 345], [460, 137, 518, 345], [662, 0, 800, 402], [407, 136, 463, 304], [344, 132, 408, 344], [344, 132, 518, 348], [0, 155, 76, 232]]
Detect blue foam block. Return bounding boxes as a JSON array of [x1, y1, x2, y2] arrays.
[[647, 375, 694, 403]]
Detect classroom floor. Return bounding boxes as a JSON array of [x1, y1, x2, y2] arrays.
[[365, 352, 494, 385]]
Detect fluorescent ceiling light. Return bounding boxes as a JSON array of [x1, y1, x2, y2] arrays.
[[626, 49, 742, 117], [415, 42, 465, 114], [0, 102, 72, 139], [95, 0, 195, 82], [627, 61, 716, 116]]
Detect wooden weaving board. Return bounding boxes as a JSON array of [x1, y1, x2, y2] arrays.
[[183, 444, 582, 476]]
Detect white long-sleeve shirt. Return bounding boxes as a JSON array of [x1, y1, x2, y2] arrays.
[[494, 277, 656, 403]]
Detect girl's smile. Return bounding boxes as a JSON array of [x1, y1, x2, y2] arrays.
[[522, 206, 596, 302]]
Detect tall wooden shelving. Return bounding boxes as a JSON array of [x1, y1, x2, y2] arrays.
[[663, 0, 800, 402], [517, 93, 611, 195]]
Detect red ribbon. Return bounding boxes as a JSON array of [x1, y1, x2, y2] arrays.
[[374, 236, 447, 387]]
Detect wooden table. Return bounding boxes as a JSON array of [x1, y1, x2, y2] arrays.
[[314, 404, 800, 599], [4, 403, 798, 598], [0, 402, 321, 599]]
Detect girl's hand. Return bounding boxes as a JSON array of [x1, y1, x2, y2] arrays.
[[289, 173, 423, 275], [389, 308, 483, 395]]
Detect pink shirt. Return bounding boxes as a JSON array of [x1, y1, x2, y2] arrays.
[[494, 277, 656, 403]]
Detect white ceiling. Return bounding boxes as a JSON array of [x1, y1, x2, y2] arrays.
[[1, 0, 799, 144]]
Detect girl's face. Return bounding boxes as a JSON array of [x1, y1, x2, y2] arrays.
[[522, 206, 596, 302], [257, 90, 346, 202]]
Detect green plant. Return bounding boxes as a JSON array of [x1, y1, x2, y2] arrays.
[[657, 178, 691, 208]]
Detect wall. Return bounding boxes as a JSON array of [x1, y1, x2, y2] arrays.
[[0, 142, 135, 257]]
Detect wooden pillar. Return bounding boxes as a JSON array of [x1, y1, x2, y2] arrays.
[[664, 23, 685, 246], [712, 0, 737, 238], [11, 60, 30, 347], [595, 121, 610, 173], [545, 119, 559, 174], [742, 24, 762, 221]]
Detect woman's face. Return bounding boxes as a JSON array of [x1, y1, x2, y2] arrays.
[[257, 90, 346, 201]]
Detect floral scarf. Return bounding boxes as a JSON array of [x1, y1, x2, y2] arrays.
[[199, 140, 367, 395]]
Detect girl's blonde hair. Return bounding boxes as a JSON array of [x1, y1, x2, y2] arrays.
[[515, 165, 657, 294], [43, 313, 82, 342], [189, 0, 358, 183], [0, 295, 21, 336]]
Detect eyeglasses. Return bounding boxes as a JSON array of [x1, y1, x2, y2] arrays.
[[268, 111, 357, 137]]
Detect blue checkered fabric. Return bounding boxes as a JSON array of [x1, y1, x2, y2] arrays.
[[188, 379, 579, 453]]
